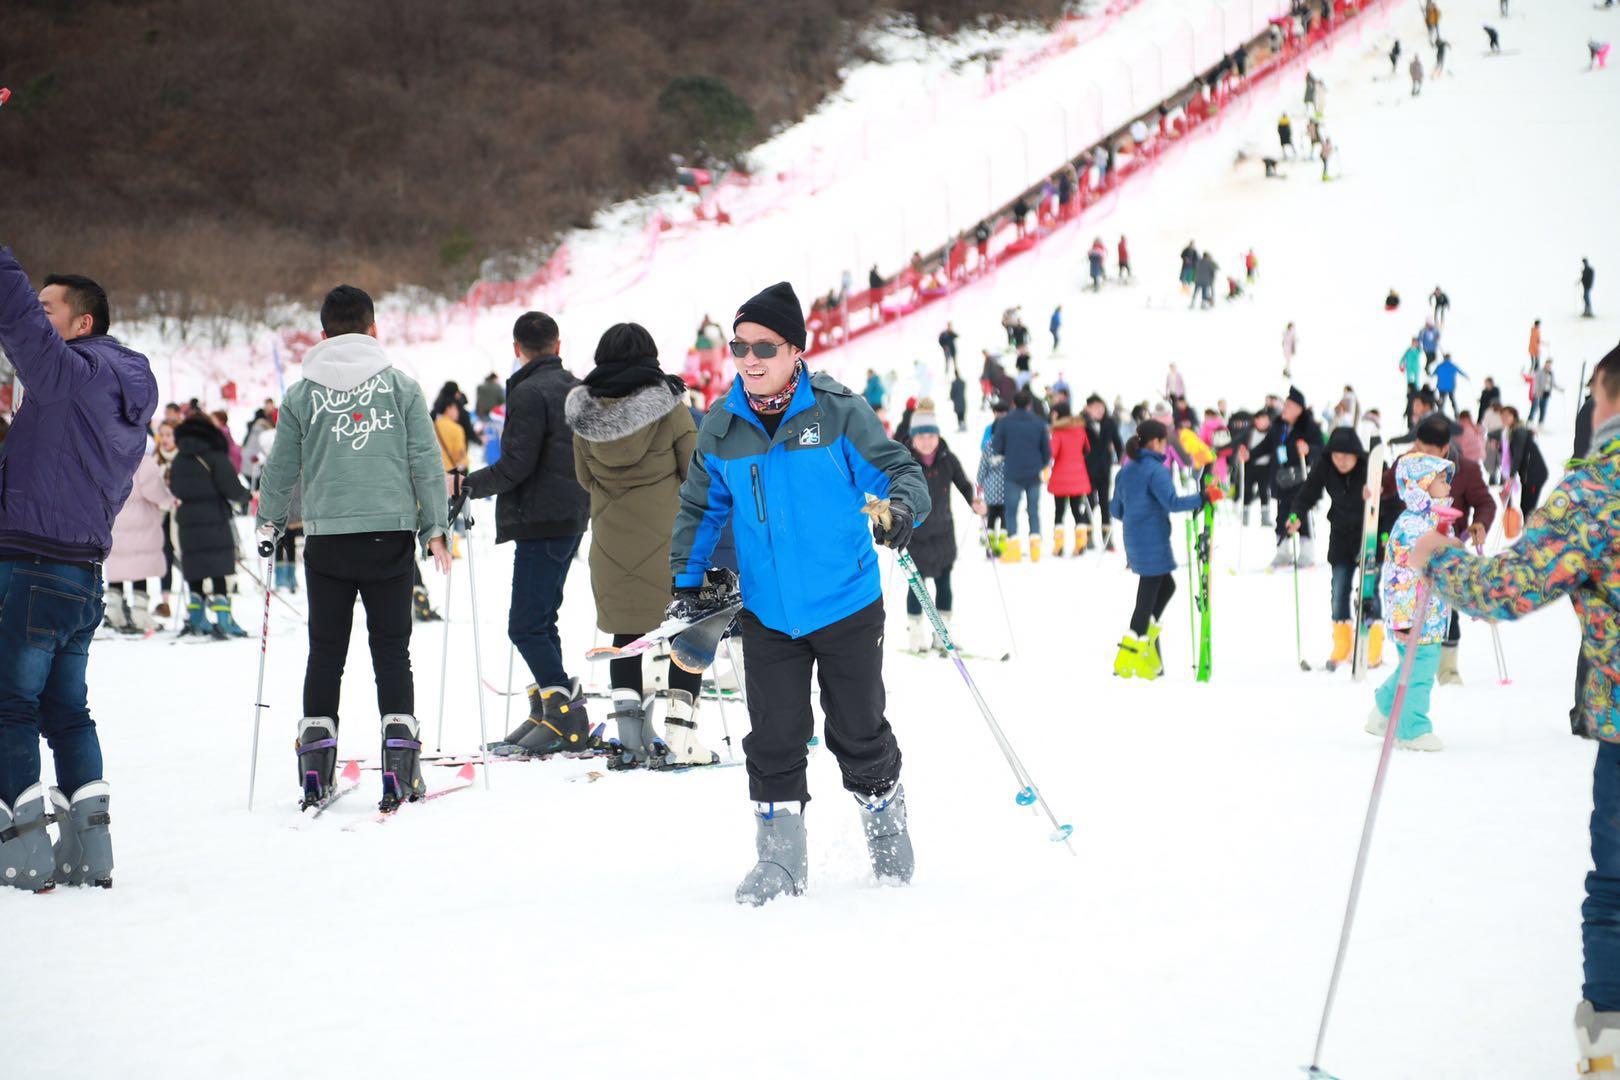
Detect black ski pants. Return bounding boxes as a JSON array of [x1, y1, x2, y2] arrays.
[[1087, 464, 1113, 525], [303, 531, 416, 725], [1130, 574, 1177, 636], [738, 598, 900, 804], [609, 633, 702, 698]]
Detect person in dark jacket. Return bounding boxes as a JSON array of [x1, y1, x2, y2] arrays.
[[1191, 251, 1218, 310], [1290, 427, 1384, 670], [462, 312, 592, 752], [1241, 385, 1322, 565], [0, 250, 155, 891], [432, 380, 479, 447], [474, 372, 505, 420], [948, 369, 968, 432], [1582, 258, 1596, 319], [901, 408, 983, 652], [1501, 404, 1549, 513], [668, 281, 930, 905], [991, 389, 1051, 562], [937, 323, 959, 369], [1109, 420, 1211, 679], [1083, 395, 1124, 550], [168, 414, 251, 637]]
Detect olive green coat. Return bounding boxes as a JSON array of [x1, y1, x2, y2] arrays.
[[566, 382, 698, 633]]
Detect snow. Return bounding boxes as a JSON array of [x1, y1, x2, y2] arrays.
[[10, 0, 1620, 1077]]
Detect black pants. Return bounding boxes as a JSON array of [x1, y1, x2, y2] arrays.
[[904, 569, 952, 615], [187, 577, 228, 595], [1274, 484, 1312, 542], [1087, 466, 1114, 526], [302, 531, 416, 724], [610, 633, 702, 698], [1130, 574, 1177, 636], [985, 504, 1005, 532], [738, 599, 899, 804], [1053, 495, 1091, 525], [1244, 461, 1273, 506]]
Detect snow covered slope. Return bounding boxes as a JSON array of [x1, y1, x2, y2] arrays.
[[8, 2, 1619, 1079]]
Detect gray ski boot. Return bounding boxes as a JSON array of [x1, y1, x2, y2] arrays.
[[296, 717, 339, 808], [607, 690, 658, 770], [379, 714, 426, 812], [735, 802, 808, 906], [1577, 1000, 1620, 1079], [49, 781, 113, 888], [855, 782, 914, 885], [1, 783, 58, 891], [502, 678, 594, 756], [102, 590, 136, 634]]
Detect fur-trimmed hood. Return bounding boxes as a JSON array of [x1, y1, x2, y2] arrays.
[[566, 381, 683, 444]]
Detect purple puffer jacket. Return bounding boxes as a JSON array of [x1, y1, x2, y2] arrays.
[[0, 248, 158, 562]]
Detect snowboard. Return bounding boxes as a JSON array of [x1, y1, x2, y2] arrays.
[[1349, 442, 1389, 680], [585, 602, 743, 673]]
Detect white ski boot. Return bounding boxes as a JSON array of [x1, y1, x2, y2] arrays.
[[1399, 732, 1445, 751], [1577, 1000, 1620, 1078], [0, 783, 58, 891], [906, 613, 930, 653], [49, 781, 113, 888], [1365, 707, 1388, 736], [932, 611, 953, 655], [659, 689, 718, 767], [856, 782, 914, 885], [102, 590, 136, 634], [1438, 645, 1463, 686], [736, 802, 808, 906], [128, 596, 158, 634]]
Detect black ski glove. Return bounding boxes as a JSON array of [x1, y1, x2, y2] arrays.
[[666, 585, 711, 623], [447, 469, 470, 525], [872, 498, 915, 550]]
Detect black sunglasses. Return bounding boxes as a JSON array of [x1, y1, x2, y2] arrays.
[[729, 339, 791, 360]]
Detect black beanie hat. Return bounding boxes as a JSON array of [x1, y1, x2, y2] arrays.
[[1326, 426, 1365, 456], [733, 282, 807, 352], [1287, 384, 1307, 407]]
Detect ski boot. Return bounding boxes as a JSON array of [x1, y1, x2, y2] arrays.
[[503, 678, 593, 756], [182, 594, 213, 636], [1074, 526, 1088, 556], [208, 594, 249, 638], [1261, 504, 1275, 528], [274, 562, 298, 592], [102, 590, 136, 634], [1577, 1001, 1620, 1078], [1437, 644, 1463, 686], [607, 690, 657, 770], [1052, 526, 1066, 558], [128, 596, 158, 634], [49, 781, 113, 888], [1325, 621, 1353, 671], [1030, 535, 1042, 562], [379, 714, 426, 812], [735, 802, 808, 906], [932, 610, 953, 655], [1365, 707, 1388, 737], [1113, 635, 1141, 678], [1134, 632, 1164, 680], [1366, 623, 1386, 668], [906, 613, 930, 653], [856, 782, 914, 885], [1399, 732, 1444, 751], [296, 718, 340, 808], [1000, 537, 1022, 564], [412, 586, 442, 622], [1242, 504, 1252, 526], [0, 784, 57, 891], [658, 689, 718, 767]]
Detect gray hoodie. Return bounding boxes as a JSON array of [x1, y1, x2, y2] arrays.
[[256, 333, 447, 550]]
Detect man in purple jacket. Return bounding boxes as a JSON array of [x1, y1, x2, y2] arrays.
[[0, 248, 156, 891]]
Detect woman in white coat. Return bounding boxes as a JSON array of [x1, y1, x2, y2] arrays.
[[103, 447, 178, 633]]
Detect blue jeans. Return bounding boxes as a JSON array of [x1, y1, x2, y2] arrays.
[[509, 536, 581, 689], [1331, 562, 1382, 623], [1586, 742, 1620, 1009], [0, 558, 105, 805], [1004, 479, 1043, 538], [1373, 641, 1441, 739]]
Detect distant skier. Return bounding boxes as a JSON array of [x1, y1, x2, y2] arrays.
[[1282, 321, 1299, 378], [1365, 453, 1454, 750], [1390, 39, 1403, 75], [1425, 0, 1442, 44], [900, 406, 983, 653], [1050, 305, 1063, 352], [1420, 319, 1441, 373], [1087, 238, 1107, 291], [1179, 241, 1198, 293], [1532, 360, 1564, 426], [1582, 259, 1597, 318], [1400, 336, 1424, 424], [1244, 248, 1258, 285], [1109, 420, 1214, 679], [1048, 402, 1094, 557], [1083, 395, 1124, 550], [1278, 112, 1296, 158], [1429, 284, 1451, 326], [1117, 235, 1133, 281], [1410, 55, 1426, 94], [1529, 317, 1544, 370], [1435, 353, 1469, 415], [1591, 40, 1611, 71], [938, 321, 959, 368], [1484, 25, 1501, 54], [1304, 70, 1319, 110], [1192, 251, 1219, 310], [1434, 38, 1450, 77]]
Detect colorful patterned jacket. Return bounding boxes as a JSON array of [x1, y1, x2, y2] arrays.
[[1381, 454, 1454, 643], [1425, 427, 1620, 739]]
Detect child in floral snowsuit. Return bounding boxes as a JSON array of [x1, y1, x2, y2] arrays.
[[1369, 454, 1454, 749]]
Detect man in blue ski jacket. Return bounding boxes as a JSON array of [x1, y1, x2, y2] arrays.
[[0, 248, 157, 891], [670, 281, 931, 905]]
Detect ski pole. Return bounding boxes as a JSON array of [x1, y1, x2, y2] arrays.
[[460, 510, 493, 789], [1475, 541, 1512, 685], [433, 540, 455, 753], [503, 643, 516, 734], [234, 555, 307, 621], [1292, 526, 1310, 671], [1304, 581, 1433, 1079], [981, 522, 1019, 659], [714, 632, 740, 762], [247, 541, 275, 811], [1185, 489, 1197, 672]]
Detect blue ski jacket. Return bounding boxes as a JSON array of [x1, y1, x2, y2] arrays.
[[671, 368, 930, 638], [1108, 447, 1204, 576]]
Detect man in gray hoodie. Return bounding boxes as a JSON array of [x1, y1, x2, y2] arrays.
[[256, 285, 450, 812]]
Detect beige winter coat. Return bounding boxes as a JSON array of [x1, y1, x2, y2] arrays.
[[568, 382, 697, 633], [105, 452, 178, 583]]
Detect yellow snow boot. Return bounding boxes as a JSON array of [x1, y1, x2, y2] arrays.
[[1327, 621, 1353, 670], [1052, 527, 1066, 558], [1030, 535, 1043, 562], [1113, 635, 1140, 678], [1074, 526, 1088, 555], [1134, 631, 1164, 680], [1367, 622, 1386, 668], [1000, 537, 1022, 564]]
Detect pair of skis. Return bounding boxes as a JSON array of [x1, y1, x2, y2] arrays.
[[1347, 444, 1391, 680], [1178, 428, 1225, 683]]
